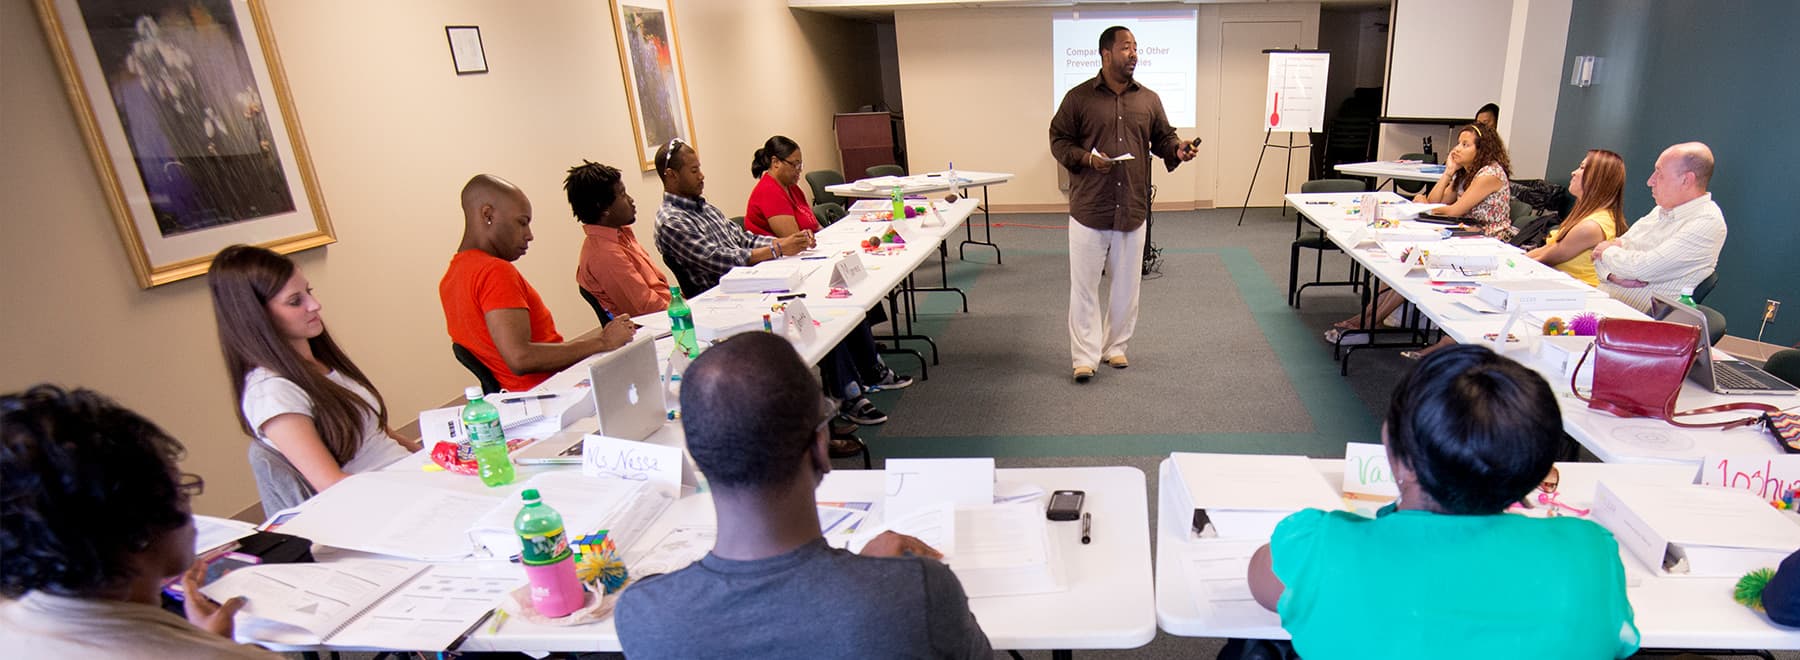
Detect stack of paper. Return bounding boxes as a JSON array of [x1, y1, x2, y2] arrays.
[[858, 501, 1063, 599], [716, 260, 821, 294], [1591, 482, 1800, 577], [1169, 452, 1342, 540], [261, 473, 503, 561], [202, 559, 516, 650]]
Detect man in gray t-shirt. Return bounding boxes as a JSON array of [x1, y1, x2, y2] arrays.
[[615, 333, 992, 659]]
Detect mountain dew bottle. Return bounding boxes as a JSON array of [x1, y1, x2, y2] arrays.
[[515, 489, 583, 617], [668, 285, 698, 358]]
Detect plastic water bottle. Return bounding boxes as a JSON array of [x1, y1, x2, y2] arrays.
[[668, 284, 697, 357], [462, 387, 514, 487], [891, 184, 904, 221], [1678, 286, 1697, 307], [947, 161, 960, 199], [515, 489, 584, 617]]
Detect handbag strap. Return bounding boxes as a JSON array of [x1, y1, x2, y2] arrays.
[[1570, 342, 1595, 403]]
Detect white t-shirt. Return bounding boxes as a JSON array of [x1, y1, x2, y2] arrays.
[[241, 367, 411, 474]]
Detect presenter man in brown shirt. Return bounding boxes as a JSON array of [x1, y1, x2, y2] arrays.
[[1049, 26, 1196, 383]]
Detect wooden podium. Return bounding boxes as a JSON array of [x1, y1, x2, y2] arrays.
[[835, 111, 899, 178]]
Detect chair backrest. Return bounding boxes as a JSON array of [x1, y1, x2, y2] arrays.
[[1697, 304, 1728, 346], [1693, 271, 1720, 304], [451, 343, 502, 394], [577, 286, 613, 325], [866, 164, 905, 178], [1764, 349, 1800, 387], [1299, 178, 1367, 194], [806, 170, 847, 207], [1395, 152, 1434, 194], [247, 440, 316, 519], [1509, 199, 1534, 229], [812, 202, 848, 228], [661, 253, 707, 298]]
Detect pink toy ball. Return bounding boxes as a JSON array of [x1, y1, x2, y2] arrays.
[[1570, 312, 1601, 336]]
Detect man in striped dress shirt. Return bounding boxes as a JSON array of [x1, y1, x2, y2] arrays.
[[1592, 142, 1726, 312]]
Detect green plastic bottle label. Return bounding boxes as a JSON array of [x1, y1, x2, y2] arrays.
[[520, 526, 571, 566]]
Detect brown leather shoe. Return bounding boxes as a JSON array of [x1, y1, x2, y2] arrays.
[[828, 435, 866, 458], [1103, 354, 1129, 368], [1073, 366, 1096, 383]]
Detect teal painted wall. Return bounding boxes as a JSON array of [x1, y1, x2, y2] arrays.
[[1546, 0, 1800, 347]]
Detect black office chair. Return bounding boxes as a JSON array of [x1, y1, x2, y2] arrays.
[[730, 215, 747, 231], [865, 164, 905, 178], [1393, 152, 1436, 196], [578, 286, 613, 325], [452, 343, 502, 394], [812, 202, 848, 228], [1508, 199, 1534, 232], [1764, 349, 1800, 387], [806, 170, 848, 208], [1693, 271, 1720, 304], [1290, 178, 1367, 308], [1698, 304, 1728, 345], [662, 253, 707, 297]]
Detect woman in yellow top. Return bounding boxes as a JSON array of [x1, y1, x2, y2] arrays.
[[1529, 149, 1627, 285]]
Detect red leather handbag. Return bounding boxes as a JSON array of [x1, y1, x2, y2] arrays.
[[1571, 318, 1777, 429]]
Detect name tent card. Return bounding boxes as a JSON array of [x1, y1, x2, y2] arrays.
[[1701, 455, 1800, 501], [829, 251, 868, 288], [1342, 442, 1400, 498], [782, 299, 819, 343], [582, 434, 694, 491], [884, 457, 995, 518]]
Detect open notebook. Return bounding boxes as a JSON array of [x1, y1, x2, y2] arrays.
[[201, 559, 516, 650]]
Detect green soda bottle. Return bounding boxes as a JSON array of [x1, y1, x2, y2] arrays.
[[890, 184, 904, 220], [668, 285, 698, 358], [1678, 286, 1697, 307], [462, 386, 514, 487]]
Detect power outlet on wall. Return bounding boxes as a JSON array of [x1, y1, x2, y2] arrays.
[[1765, 299, 1782, 324]]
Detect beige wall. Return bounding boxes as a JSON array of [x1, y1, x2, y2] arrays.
[[0, 0, 877, 517], [894, 3, 1318, 211]]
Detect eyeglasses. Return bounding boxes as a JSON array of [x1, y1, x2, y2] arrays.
[[781, 155, 803, 170], [177, 472, 205, 498]]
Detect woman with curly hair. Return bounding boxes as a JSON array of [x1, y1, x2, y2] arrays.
[[0, 384, 276, 658], [1326, 124, 1515, 345]]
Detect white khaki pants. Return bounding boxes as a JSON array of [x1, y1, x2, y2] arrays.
[[1068, 218, 1146, 368]]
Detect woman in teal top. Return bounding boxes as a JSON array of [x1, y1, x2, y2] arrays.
[[1246, 345, 1639, 659]]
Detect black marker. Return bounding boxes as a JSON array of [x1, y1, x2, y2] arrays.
[[1080, 512, 1092, 545]]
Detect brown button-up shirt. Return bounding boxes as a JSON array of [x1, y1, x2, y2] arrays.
[[1049, 75, 1184, 232]]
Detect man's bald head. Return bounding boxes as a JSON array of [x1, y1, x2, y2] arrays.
[[457, 174, 535, 261], [1665, 142, 1714, 190], [1648, 142, 1714, 210]]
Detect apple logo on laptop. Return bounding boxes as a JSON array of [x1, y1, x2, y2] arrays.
[[626, 383, 640, 405]]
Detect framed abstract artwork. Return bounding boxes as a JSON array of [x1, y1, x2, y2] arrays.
[[36, 0, 334, 288], [609, 0, 697, 171]]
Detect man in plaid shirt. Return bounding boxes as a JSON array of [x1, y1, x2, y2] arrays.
[[651, 139, 912, 456]]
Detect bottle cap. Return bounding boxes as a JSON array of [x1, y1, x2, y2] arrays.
[[465, 386, 483, 400], [521, 489, 540, 502]]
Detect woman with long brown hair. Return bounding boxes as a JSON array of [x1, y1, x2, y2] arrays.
[[1527, 150, 1628, 286], [209, 245, 416, 495]]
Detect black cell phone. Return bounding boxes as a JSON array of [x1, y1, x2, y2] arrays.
[[1047, 490, 1085, 521]]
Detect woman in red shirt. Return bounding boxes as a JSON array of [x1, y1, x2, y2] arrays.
[[744, 135, 820, 237]]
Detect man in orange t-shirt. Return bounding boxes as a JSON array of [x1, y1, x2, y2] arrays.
[[439, 174, 635, 391]]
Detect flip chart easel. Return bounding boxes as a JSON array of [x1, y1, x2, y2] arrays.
[[1237, 49, 1330, 226]]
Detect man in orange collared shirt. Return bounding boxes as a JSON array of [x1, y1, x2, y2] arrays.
[[440, 174, 636, 391], [565, 161, 671, 318]]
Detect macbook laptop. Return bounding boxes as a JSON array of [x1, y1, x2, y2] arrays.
[[1647, 292, 1797, 394], [513, 334, 669, 460]]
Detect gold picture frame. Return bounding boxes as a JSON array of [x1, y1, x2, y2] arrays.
[[609, 0, 697, 171], [36, 0, 334, 288]]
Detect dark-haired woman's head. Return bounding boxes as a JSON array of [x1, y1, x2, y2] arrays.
[[1383, 344, 1561, 514], [564, 160, 631, 227], [1563, 149, 1628, 239], [1450, 123, 1512, 187], [750, 135, 803, 185], [1475, 102, 1500, 128], [208, 245, 384, 465], [2, 385, 199, 598]]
